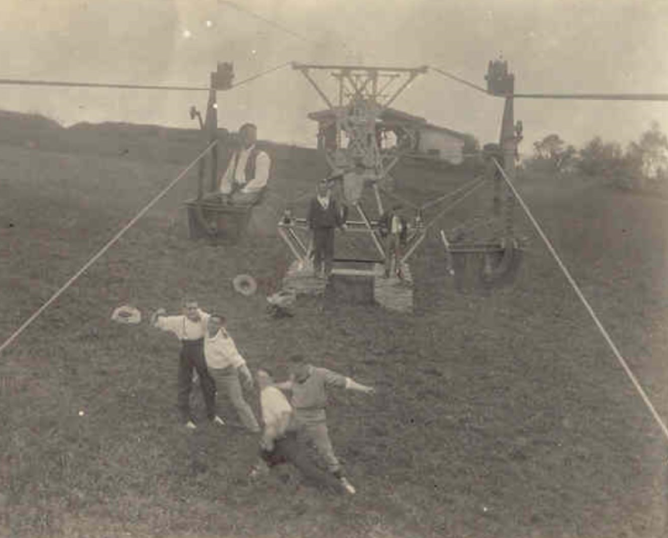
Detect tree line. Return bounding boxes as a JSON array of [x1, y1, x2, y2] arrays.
[[520, 122, 668, 193]]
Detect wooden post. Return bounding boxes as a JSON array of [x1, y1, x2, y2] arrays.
[[499, 77, 516, 240], [372, 182, 384, 215], [207, 72, 219, 193]]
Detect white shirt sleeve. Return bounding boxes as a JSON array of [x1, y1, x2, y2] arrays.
[[154, 315, 184, 338], [241, 151, 270, 193], [219, 153, 236, 194]]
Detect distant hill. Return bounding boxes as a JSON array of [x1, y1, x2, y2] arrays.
[[0, 110, 324, 168], [0, 109, 64, 131]]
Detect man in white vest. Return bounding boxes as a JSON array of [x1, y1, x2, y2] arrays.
[[219, 123, 271, 206]]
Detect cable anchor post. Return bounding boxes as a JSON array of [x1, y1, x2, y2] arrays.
[[494, 58, 518, 241]]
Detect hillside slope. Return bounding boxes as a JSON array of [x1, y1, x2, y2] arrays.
[[1, 116, 667, 538]]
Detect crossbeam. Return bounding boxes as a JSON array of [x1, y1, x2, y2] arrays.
[[292, 63, 428, 73]]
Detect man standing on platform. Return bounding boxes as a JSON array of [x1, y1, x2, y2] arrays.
[[378, 204, 409, 279], [151, 299, 224, 430], [219, 123, 271, 206], [306, 179, 347, 279]]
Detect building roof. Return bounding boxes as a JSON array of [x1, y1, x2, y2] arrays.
[[419, 123, 468, 141], [307, 106, 468, 141]]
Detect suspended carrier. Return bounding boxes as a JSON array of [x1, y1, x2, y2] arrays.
[[183, 63, 264, 243]]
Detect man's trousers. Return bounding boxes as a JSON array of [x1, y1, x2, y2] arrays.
[[294, 411, 341, 475], [312, 227, 335, 277], [384, 234, 402, 277], [211, 367, 260, 432], [178, 339, 216, 422], [260, 432, 345, 493]]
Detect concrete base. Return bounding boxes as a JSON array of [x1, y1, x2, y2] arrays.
[[329, 262, 375, 304], [373, 262, 414, 313], [282, 260, 327, 296], [282, 259, 414, 313]]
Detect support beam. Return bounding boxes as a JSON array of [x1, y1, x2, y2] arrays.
[[383, 71, 421, 111], [439, 230, 455, 276], [373, 183, 385, 215], [401, 231, 426, 264], [499, 95, 516, 239], [355, 203, 386, 259], [293, 63, 428, 73], [296, 68, 335, 109], [204, 88, 219, 192], [278, 227, 304, 263], [287, 227, 308, 254]]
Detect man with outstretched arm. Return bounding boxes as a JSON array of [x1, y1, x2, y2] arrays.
[[204, 314, 260, 433], [150, 299, 224, 430], [250, 367, 353, 495], [277, 354, 375, 494]]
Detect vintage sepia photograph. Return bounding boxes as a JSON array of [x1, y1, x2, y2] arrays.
[[1, 1, 667, 536]]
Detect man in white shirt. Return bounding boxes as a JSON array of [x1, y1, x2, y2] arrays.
[[219, 123, 271, 206], [251, 367, 353, 495], [151, 299, 223, 430], [204, 314, 260, 433]]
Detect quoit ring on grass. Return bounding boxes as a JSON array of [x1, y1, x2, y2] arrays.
[[233, 274, 258, 297], [111, 305, 142, 325]]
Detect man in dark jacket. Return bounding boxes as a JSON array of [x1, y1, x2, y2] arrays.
[[307, 179, 346, 278]]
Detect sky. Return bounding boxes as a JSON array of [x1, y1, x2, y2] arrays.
[[1, 0, 667, 151]]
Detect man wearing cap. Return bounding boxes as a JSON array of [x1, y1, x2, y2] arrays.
[[277, 355, 375, 493], [306, 179, 347, 279], [151, 299, 223, 430], [219, 123, 271, 206], [251, 367, 353, 495], [204, 314, 260, 433]]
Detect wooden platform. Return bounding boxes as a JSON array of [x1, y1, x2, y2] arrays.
[[282, 260, 328, 296], [282, 259, 414, 313]]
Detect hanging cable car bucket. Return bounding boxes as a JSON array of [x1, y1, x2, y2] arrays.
[[440, 231, 523, 292]]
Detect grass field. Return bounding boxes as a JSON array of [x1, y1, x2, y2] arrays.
[[1, 115, 668, 537]]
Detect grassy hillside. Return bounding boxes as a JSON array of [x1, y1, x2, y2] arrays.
[[1, 115, 667, 537]]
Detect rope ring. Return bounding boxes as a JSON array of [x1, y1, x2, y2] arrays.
[[111, 305, 142, 325], [233, 274, 257, 296]]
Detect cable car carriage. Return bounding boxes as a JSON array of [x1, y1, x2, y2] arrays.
[[184, 63, 268, 243]]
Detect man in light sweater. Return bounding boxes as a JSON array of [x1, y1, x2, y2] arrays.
[[204, 314, 260, 433], [251, 367, 353, 495], [151, 299, 223, 430], [277, 354, 374, 493], [219, 123, 271, 206]]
